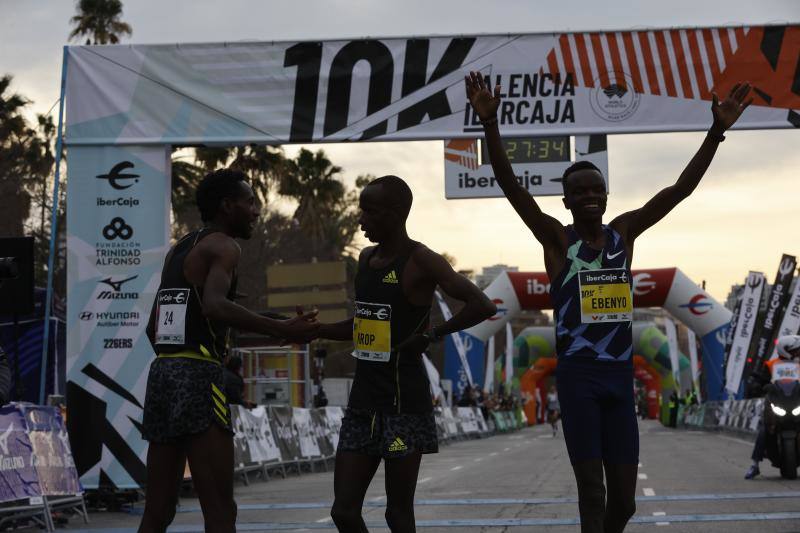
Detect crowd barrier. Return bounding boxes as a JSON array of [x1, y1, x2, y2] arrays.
[[679, 399, 764, 435], [229, 405, 525, 484], [0, 403, 86, 532]]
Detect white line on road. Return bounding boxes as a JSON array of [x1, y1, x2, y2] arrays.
[[451, 465, 463, 471], [643, 488, 656, 496], [490, 452, 498, 456], [315, 517, 331, 523], [474, 458, 483, 462], [638, 462, 643, 467], [503, 447, 511, 452], [418, 477, 432, 484], [638, 473, 648, 480], [654, 510, 669, 526]]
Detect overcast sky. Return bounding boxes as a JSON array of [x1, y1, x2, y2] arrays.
[[1, 0, 799, 302]]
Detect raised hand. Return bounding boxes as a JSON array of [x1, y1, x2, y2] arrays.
[[711, 82, 753, 131], [464, 70, 501, 122]]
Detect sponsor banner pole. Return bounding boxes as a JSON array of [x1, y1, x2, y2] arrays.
[[723, 289, 744, 373], [664, 318, 682, 392], [40, 46, 69, 405], [725, 272, 766, 397], [751, 254, 796, 374], [505, 322, 513, 389], [66, 145, 171, 489], [484, 335, 495, 393], [422, 353, 444, 402], [686, 329, 702, 403], [435, 291, 473, 386], [769, 266, 800, 360]]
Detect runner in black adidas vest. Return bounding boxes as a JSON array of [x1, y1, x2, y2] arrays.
[[466, 72, 752, 533], [317, 175, 496, 533], [139, 169, 318, 533]]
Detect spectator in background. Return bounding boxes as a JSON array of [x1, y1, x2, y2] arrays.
[[223, 356, 255, 409]]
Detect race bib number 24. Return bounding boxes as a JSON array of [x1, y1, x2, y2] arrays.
[[155, 288, 190, 344]]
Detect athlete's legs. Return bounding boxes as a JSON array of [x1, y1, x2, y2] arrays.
[[331, 450, 382, 532], [138, 442, 186, 533], [571, 459, 606, 533], [603, 462, 638, 533], [384, 451, 423, 533], [185, 424, 237, 533]]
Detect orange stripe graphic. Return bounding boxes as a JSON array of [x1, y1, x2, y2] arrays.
[[621, 32, 645, 93], [573, 34, 595, 88], [607, 33, 627, 87], [670, 30, 695, 98], [654, 31, 678, 97], [547, 49, 559, 77], [637, 32, 661, 95], [590, 33, 611, 87], [559, 35, 577, 83], [687, 31, 711, 99]]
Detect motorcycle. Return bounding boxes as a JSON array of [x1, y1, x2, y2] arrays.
[[763, 380, 800, 479]]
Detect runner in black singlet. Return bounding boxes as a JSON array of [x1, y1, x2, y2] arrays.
[[139, 169, 318, 533], [317, 175, 496, 533], [466, 72, 751, 533]]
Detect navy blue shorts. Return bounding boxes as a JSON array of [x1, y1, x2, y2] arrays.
[[556, 358, 639, 465]]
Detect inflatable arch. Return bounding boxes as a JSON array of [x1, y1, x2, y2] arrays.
[[462, 268, 732, 401], [511, 326, 678, 424]]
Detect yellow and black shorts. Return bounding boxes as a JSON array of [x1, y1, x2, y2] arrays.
[[141, 355, 233, 443]]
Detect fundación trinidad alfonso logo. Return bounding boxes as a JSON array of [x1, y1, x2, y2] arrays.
[[680, 294, 713, 316], [488, 299, 508, 321], [590, 73, 641, 122]]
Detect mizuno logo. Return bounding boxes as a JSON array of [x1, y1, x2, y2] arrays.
[[606, 250, 623, 260], [99, 275, 138, 292], [382, 270, 399, 284], [388, 437, 408, 452]]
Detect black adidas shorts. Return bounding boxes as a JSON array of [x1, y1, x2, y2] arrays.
[[142, 356, 234, 444], [337, 408, 438, 459]]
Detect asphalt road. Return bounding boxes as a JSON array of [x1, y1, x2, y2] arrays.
[[58, 420, 800, 532]]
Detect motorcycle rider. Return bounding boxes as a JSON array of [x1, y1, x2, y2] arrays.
[[745, 335, 800, 479]]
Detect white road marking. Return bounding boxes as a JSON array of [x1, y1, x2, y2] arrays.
[[643, 488, 656, 496], [638, 462, 643, 468], [474, 458, 483, 462], [638, 473, 648, 480], [653, 510, 669, 526], [418, 477, 432, 484], [450, 465, 463, 471], [490, 452, 498, 457], [503, 447, 511, 452], [316, 517, 331, 523]]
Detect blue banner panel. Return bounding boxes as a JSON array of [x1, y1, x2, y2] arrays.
[[0, 406, 41, 503], [444, 332, 485, 397]]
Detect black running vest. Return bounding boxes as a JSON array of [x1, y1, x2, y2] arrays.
[[348, 242, 433, 414], [153, 229, 237, 362]]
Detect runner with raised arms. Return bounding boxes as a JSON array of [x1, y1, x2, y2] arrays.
[[466, 71, 752, 533]]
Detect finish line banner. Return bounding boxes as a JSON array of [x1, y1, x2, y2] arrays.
[[64, 25, 800, 145]]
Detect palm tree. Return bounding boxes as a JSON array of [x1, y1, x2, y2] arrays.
[[0, 75, 36, 237], [69, 0, 132, 45], [279, 148, 360, 260]]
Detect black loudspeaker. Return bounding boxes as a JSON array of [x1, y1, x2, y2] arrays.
[[0, 237, 35, 315]]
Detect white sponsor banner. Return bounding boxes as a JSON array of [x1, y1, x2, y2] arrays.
[[292, 407, 322, 459], [456, 407, 480, 434], [66, 145, 171, 489], [687, 329, 702, 402], [484, 335, 495, 393], [65, 27, 800, 146], [422, 353, 443, 402], [725, 272, 766, 396], [434, 291, 473, 386], [664, 318, 682, 390], [444, 135, 608, 198], [505, 322, 514, 388], [771, 277, 800, 359], [322, 407, 345, 451], [237, 406, 282, 464], [465, 271, 521, 341]]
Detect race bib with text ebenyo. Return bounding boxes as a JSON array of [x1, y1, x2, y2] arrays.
[[352, 301, 392, 362], [578, 269, 633, 324]]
